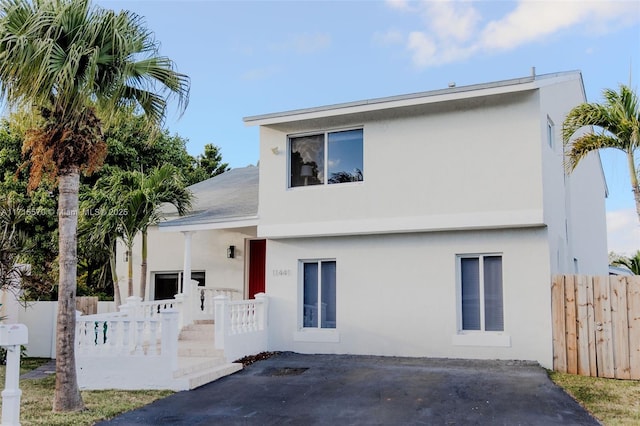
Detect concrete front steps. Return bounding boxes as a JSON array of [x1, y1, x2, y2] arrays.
[[173, 320, 242, 390]]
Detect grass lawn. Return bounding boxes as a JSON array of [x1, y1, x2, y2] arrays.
[[549, 371, 640, 426], [0, 358, 173, 426]]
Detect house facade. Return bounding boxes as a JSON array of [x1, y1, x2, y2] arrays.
[[118, 70, 608, 369]]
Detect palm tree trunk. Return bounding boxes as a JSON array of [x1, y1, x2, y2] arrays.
[[109, 243, 121, 309], [127, 244, 133, 297], [53, 169, 85, 412], [627, 151, 640, 223], [140, 229, 148, 301]]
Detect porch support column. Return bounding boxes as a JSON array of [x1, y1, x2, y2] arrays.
[[182, 231, 194, 298]]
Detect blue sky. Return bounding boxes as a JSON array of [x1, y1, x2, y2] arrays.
[[98, 1, 637, 254]]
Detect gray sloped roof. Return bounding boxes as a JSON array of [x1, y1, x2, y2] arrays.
[[159, 166, 258, 228]]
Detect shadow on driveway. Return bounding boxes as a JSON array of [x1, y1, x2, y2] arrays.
[[97, 352, 599, 425]]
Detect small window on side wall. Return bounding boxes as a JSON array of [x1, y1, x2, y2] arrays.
[[289, 129, 363, 187], [547, 116, 555, 149]]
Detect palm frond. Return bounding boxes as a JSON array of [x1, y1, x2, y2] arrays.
[[564, 133, 621, 171]]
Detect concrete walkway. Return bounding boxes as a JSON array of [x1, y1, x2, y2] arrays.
[[97, 352, 600, 425], [20, 359, 56, 380]]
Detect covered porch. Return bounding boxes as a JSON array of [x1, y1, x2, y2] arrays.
[[76, 166, 268, 390]]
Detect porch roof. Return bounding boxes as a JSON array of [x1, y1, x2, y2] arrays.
[[158, 166, 258, 232]]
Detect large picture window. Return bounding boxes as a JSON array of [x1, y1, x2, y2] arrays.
[[459, 255, 503, 332], [289, 129, 363, 187], [302, 260, 336, 329], [153, 271, 205, 300]]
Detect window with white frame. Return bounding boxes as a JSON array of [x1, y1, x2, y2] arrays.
[[153, 271, 205, 300], [459, 255, 503, 332], [302, 260, 336, 329], [547, 116, 555, 148], [289, 129, 363, 187]]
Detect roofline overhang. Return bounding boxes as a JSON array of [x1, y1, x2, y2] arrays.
[[158, 216, 259, 233], [243, 70, 582, 127]]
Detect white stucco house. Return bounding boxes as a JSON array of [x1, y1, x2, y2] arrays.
[[116, 70, 608, 369]]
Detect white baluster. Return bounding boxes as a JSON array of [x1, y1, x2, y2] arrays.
[[242, 305, 248, 333], [148, 320, 158, 355], [135, 320, 145, 355], [96, 321, 105, 351], [122, 320, 131, 355], [108, 321, 118, 354]]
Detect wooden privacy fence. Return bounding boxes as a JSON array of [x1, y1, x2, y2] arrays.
[[76, 296, 98, 316], [551, 275, 640, 379]]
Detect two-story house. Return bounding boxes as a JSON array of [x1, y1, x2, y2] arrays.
[[118, 70, 608, 368]]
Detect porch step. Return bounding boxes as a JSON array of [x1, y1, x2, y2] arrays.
[[178, 340, 223, 357], [179, 329, 215, 341], [174, 356, 226, 378], [175, 362, 243, 390], [169, 320, 241, 390], [179, 323, 215, 341]]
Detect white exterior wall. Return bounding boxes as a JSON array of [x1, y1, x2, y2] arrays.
[[265, 228, 554, 367], [115, 226, 255, 301], [538, 78, 608, 274], [258, 91, 544, 238]]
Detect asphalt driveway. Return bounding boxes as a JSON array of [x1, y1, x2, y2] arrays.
[[97, 352, 599, 425]]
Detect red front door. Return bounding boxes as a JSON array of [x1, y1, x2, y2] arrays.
[[248, 239, 266, 299]]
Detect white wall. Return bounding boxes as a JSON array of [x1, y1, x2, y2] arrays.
[[538, 78, 608, 274], [115, 226, 256, 302], [265, 228, 554, 367], [17, 301, 57, 358], [258, 91, 544, 238]]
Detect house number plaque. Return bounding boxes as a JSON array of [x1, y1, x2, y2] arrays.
[[272, 269, 291, 277]]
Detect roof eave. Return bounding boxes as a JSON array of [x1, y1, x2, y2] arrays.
[[158, 216, 259, 233], [243, 71, 582, 127]]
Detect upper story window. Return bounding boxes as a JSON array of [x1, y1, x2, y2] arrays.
[[289, 128, 363, 187], [547, 116, 555, 149]]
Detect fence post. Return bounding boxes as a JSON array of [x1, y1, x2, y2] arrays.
[[214, 295, 229, 350], [174, 293, 186, 330], [255, 293, 268, 330], [160, 309, 179, 371], [124, 296, 142, 319]]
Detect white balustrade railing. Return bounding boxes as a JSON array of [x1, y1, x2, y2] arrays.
[[75, 289, 266, 365], [192, 284, 242, 321], [75, 310, 178, 359], [75, 296, 180, 360], [214, 293, 268, 362]]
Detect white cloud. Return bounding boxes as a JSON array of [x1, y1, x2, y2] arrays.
[[407, 32, 437, 68], [607, 208, 640, 256], [384, 0, 640, 69], [270, 33, 331, 54], [423, 0, 481, 43]]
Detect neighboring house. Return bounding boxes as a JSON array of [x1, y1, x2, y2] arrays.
[[118, 70, 608, 369]]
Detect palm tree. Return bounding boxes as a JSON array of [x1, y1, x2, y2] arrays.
[[135, 165, 191, 301], [0, 0, 189, 411], [563, 84, 640, 222], [79, 186, 124, 309], [612, 250, 640, 275], [96, 165, 191, 301]]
